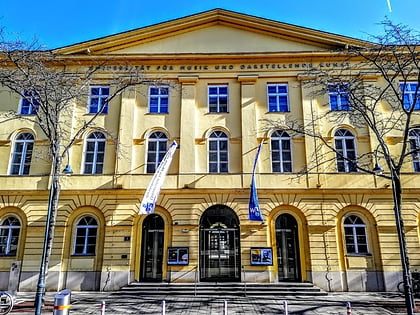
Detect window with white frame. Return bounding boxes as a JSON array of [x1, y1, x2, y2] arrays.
[[149, 86, 169, 113], [10, 132, 34, 175], [343, 215, 369, 255], [0, 216, 20, 256], [400, 82, 420, 110], [208, 130, 228, 173], [271, 130, 292, 172], [73, 216, 98, 255], [208, 85, 228, 113], [19, 91, 39, 115], [88, 86, 109, 114], [329, 83, 350, 110], [409, 128, 420, 172], [83, 131, 106, 174], [146, 131, 168, 173], [334, 129, 357, 172], [267, 84, 289, 112]]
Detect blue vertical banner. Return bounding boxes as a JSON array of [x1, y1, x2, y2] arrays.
[[139, 141, 178, 215], [248, 141, 264, 221]]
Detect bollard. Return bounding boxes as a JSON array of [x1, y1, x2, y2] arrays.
[[346, 301, 352, 315], [53, 289, 71, 315], [162, 300, 166, 315], [222, 300, 228, 314], [283, 300, 288, 315], [100, 300, 105, 315]]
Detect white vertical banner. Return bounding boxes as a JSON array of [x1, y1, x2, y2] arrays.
[[139, 140, 178, 215]]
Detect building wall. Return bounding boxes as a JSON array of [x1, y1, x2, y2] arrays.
[[0, 11, 420, 293]]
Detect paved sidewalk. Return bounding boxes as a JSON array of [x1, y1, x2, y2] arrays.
[[9, 291, 420, 314]]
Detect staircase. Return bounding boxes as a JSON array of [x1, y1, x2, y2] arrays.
[[115, 282, 328, 297]]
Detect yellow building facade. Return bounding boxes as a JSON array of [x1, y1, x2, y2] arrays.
[[0, 9, 419, 293]]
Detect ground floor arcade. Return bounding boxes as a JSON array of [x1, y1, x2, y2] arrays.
[[0, 188, 419, 293]]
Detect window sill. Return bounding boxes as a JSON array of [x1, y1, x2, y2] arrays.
[[346, 253, 372, 257]]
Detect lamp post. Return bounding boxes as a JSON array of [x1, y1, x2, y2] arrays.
[[373, 163, 415, 314], [34, 152, 72, 315]]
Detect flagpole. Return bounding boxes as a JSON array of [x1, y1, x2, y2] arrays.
[[248, 141, 264, 222]]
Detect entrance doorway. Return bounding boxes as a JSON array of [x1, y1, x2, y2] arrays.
[[275, 213, 301, 281], [199, 205, 240, 281], [140, 214, 164, 281]]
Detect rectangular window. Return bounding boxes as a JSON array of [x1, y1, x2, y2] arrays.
[[19, 91, 39, 115], [74, 227, 97, 255], [149, 86, 169, 113], [208, 85, 228, 113], [401, 82, 420, 110], [88, 86, 109, 114], [329, 83, 350, 110], [271, 139, 292, 172], [208, 132, 229, 173], [267, 84, 289, 112]]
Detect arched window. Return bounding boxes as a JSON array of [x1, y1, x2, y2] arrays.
[[409, 128, 420, 172], [334, 129, 357, 172], [10, 132, 34, 175], [73, 216, 98, 255], [343, 215, 369, 255], [208, 131, 228, 173], [0, 216, 21, 256], [146, 131, 168, 173], [271, 130, 292, 173], [83, 131, 106, 174]]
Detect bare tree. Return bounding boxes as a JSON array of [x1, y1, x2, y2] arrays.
[[0, 31, 160, 314], [263, 20, 419, 314]]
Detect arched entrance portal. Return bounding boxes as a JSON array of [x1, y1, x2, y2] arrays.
[[276, 213, 301, 281], [199, 205, 240, 281], [140, 214, 164, 281]]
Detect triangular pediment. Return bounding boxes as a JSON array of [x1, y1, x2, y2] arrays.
[[55, 9, 367, 56], [113, 24, 329, 54]]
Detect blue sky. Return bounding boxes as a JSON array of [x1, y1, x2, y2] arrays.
[[1, 0, 419, 49]]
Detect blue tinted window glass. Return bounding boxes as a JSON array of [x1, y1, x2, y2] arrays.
[[277, 85, 287, 93], [330, 95, 338, 110], [267, 86, 277, 93], [219, 87, 228, 94], [209, 87, 218, 95]]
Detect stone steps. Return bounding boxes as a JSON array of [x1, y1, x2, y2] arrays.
[[116, 282, 328, 296]]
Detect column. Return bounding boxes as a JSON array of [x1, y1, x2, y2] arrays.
[[238, 75, 259, 184], [178, 76, 199, 186]]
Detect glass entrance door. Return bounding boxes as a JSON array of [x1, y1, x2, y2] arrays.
[[140, 214, 164, 281], [276, 214, 301, 281], [200, 206, 240, 281]]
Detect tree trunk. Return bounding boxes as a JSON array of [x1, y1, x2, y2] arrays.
[[391, 170, 415, 314], [34, 153, 62, 314]]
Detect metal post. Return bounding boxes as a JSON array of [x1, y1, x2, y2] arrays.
[[53, 289, 71, 315], [282, 300, 288, 315], [34, 183, 55, 315], [100, 300, 105, 315], [242, 265, 247, 297], [346, 301, 351, 315], [390, 170, 415, 315], [222, 300, 228, 314], [161, 300, 166, 315]]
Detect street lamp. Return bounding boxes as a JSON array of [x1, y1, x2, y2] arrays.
[[373, 161, 415, 314], [34, 150, 72, 314]]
